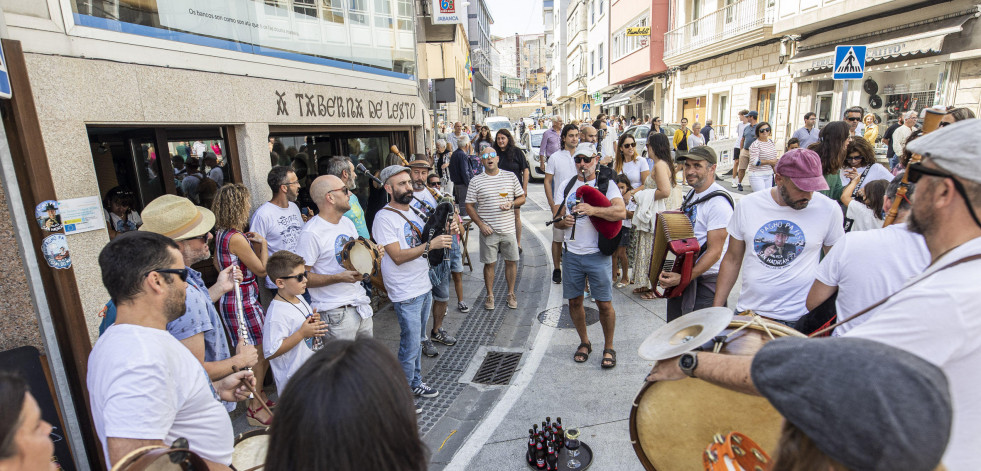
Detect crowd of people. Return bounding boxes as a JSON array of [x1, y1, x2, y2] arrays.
[[3, 102, 977, 470]]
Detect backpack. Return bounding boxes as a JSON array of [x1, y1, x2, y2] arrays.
[[560, 165, 622, 256]]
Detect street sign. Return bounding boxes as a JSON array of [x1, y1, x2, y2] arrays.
[[0, 42, 11, 99], [431, 0, 465, 25], [626, 27, 651, 36], [582, 103, 590, 113], [833, 45, 866, 80]]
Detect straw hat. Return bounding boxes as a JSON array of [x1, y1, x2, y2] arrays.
[[140, 194, 215, 240]]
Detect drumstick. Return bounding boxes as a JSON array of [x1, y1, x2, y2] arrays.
[[232, 366, 275, 419]]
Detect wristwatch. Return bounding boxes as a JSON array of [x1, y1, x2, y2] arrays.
[[678, 352, 698, 378]]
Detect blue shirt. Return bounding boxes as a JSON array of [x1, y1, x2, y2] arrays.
[[98, 267, 231, 365], [344, 193, 371, 239], [792, 126, 821, 150], [742, 123, 758, 150]]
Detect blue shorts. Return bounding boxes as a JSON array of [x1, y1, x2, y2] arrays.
[[431, 239, 462, 302], [562, 250, 614, 302]]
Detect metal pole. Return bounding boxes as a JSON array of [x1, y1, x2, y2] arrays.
[[0, 119, 89, 468], [840, 79, 850, 118]]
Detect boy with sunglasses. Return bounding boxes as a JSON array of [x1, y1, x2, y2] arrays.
[[263, 250, 328, 394]]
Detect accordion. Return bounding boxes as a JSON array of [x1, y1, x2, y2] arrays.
[[648, 211, 700, 298]]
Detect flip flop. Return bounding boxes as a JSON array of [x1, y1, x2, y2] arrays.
[[632, 286, 651, 294], [616, 282, 627, 288], [640, 291, 658, 300]]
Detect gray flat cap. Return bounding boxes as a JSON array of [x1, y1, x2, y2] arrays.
[[379, 165, 409, 184], [752, 337, 951, 471], [906, 118, 981, 183]]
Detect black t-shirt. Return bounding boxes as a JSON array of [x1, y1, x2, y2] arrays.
[[495, 146, 528, 180], [883, 123, 902, 159]]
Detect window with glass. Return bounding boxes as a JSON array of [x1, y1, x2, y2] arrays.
[[598, 43, 604, 70], [70, 0, 415, 76]]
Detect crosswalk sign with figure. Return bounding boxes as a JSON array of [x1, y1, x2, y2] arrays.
[[833, 45, 866, 80]]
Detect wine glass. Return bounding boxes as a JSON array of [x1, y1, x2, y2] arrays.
[[498, 190, 509, 210], [565, 428, 582, 469]]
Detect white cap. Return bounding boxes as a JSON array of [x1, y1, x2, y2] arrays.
[[573, 143, 597, 157]]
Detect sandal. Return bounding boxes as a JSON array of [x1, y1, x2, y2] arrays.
[[601, 348, 617, 369], [633, 286, 651, 294], [640, 291, 658, 300], [246, 406, 273, 426], [573, 342, 592, 363]]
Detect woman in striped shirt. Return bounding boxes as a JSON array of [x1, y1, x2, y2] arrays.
[[747, 121, 780, 193]]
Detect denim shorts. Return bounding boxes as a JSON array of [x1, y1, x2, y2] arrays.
[[431, 238, 462, 302], [562, 250, 614, 302]]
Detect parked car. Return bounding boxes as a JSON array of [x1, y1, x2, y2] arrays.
[[621, 123, 681, 158], [523, 129, 547, 182], [484, 116, 513, 135]]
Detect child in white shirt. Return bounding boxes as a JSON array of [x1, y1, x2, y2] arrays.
[[615, 175, 636, 287], [262, 251, 328, 396]]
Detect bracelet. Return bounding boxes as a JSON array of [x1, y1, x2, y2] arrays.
[[422, 241, 431, 257]]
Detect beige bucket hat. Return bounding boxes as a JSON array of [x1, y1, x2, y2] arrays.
[[140, 194, 215, 241]]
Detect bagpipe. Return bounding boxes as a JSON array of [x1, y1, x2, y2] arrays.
[[546, 166, 623, 252]]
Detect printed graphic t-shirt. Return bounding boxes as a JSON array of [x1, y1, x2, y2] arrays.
[[727, 190, 844, 320], [294, 216, 366, 310], [372, 206, 433, 303], [560, 176, 623, 255], [250, 201, 304, 288], [681, 183, 733, 276], [263, 297, 317, 393]]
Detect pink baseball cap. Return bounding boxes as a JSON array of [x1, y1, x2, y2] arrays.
[[775, 148, 829, 192]]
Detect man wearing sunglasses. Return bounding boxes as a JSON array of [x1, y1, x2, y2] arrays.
[[555, 143, 626, 369], [89, 231, 254, 469], [296, 175, 374, 342], [136, 195, 257, 389], [466, 146, 526, 311], [844, 106, 865, 136]]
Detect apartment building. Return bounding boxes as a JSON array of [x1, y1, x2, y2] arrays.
[[545, 0, 571, 114], [418, 22, 475, 127], [605, 0, 669, 120], [587, 0, 613, 114], [782, 0, 981, 138], [559, 0, 590, 119], [468, 0, 500, 122], [0, 1, 425, 467]]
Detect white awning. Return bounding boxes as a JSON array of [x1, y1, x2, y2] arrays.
[[789, 14, 975, 75], [604, 81, 654, 107]]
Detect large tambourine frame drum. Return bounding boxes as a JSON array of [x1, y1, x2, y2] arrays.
[[232, 427, 270, 471], [629, 316, 805, 470], [110, 445, 208, 471]]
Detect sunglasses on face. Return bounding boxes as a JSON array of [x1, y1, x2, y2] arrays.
[[574, 156, 594, 164], [278, 271, 309, 282], [146, 268, 189, 282], [622, 142, 636, 148], [846, 155, 863, 161], [758, 128, 771, 133], [328, 186, 350, 195], [428, 181, 441, 187], [846, 117, 861, 122], [481, 152, 498, 159]]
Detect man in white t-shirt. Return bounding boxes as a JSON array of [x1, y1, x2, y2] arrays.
[[658, 147, 733, 321], [714, 148, 845, 326], [543, 124, 580, 284], [466, 146, 526, 310], [805, 174, 930, 336], [295, 175, 373, 341], [647, 120, 981, 470], [88, 232, 253, 469], [372, 166, 456, 400], [891, 111, 918, 157], [554, 143, 625, 369], [250, 166, 304, 302]]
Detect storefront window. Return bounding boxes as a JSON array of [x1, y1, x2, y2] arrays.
[[70, 0, 416, 77]]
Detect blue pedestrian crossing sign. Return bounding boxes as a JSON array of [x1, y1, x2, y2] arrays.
[[833, 45, 866, 80], [582, 103, 590, 113]]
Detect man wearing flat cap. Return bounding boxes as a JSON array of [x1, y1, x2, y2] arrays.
[[659, 146, 733, 321], [713, 148, 844, 328], [649, 119, 981, 471], [372, 165, 455, 401], [406, 159, 463, 358]]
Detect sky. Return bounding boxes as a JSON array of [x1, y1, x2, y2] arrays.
[[485, 0, 546, 37]]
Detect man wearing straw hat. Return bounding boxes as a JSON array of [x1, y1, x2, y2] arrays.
[[139, 195, 258, 383]]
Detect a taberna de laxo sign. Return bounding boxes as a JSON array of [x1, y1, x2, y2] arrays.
[[432, 0, 465, 25]]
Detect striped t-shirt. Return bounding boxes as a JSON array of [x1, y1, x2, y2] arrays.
[[465, 170, 524, 235]]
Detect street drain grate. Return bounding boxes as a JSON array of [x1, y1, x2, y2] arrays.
[[472, 351, 523, 385], [537, 305, 600, 328]]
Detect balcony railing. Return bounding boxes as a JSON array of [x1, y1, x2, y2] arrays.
[[664, 0, 775, 58]]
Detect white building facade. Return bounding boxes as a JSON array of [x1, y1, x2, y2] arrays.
[[586, 0, 612, 116]]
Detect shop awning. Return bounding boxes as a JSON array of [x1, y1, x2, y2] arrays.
[[604, 81, 654, 107], [789, 13, 976, 75]]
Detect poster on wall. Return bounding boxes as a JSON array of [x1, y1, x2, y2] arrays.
[[35, 200, 62, 232], [41, 234, 71, 269], [60, 196, 106, 235]]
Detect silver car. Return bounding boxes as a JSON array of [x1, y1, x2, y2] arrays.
[[523, 129, 547, 182], [621, 123, 681, 158]]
